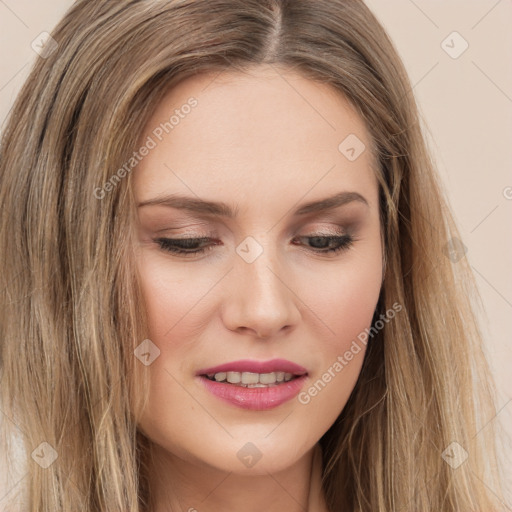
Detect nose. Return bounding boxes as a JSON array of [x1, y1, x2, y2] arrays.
[[221, 243, 301, 339]]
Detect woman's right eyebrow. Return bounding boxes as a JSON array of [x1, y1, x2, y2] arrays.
[[136, 191, 368, 217]]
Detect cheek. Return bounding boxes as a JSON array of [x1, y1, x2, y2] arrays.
[[136, 250, 213, 340], [302, 242, 383, 352], [134, 255, 207, 450], [292, 241, 382, 427], [335, 269, 380, 343]]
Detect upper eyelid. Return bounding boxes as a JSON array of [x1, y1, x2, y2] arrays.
[[156, 231, 348, 241], [151, 221, 352, 236], [143, 215, 362, 244], [140, 199, 368, 236]]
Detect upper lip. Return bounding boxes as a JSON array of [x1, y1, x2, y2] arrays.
[[196, 358, 308, 376]]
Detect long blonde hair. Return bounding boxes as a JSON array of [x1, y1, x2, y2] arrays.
[[0, 1, 505, 510]]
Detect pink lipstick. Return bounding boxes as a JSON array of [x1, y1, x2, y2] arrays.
[[196, 358, 308, 410]]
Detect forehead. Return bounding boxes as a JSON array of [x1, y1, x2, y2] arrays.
[[133, 65, 378, 211]]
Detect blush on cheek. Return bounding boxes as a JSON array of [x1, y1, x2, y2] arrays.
[[136, 258, 210, 337], [341, 288, 380, 343], [305, 270, 381, 352]]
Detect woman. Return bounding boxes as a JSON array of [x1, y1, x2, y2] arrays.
[[0, 1, 506, 510]]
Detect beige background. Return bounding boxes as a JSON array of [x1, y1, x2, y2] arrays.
[[1, 0, 511, 507]]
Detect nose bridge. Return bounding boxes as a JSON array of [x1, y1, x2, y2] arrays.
[[223, 234, 300, 337], [240, 240, 280, 298]]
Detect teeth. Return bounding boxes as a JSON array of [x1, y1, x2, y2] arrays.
[[242, 372, 260, 385], [259, 372, 276, 384], [207, 371, 298, 385], [226, 371, 241, 384]]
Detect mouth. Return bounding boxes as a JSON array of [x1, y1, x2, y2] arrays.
[[196, 358, 308, 387], [196, 359, 309, 410]]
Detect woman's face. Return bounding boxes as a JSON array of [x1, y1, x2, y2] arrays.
[[133, 65, 382, 475]]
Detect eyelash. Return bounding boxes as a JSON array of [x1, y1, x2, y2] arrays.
[[154, 234, 355, 258]]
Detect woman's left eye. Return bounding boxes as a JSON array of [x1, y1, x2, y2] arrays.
[[292, 234, 354, 254], [154, 234, 355, 258]]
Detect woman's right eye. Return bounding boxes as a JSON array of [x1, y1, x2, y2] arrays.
[[154, 237, 215, 256]]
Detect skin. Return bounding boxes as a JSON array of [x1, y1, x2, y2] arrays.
[[132, 64, 383, 512]]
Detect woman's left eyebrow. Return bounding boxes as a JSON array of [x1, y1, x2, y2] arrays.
[[137, 191, 368, 217]]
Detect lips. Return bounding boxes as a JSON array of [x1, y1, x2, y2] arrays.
[[196, 358, 309, 410], [196, 358, 308, 376]]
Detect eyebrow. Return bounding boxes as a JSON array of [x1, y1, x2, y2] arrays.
[[137, 191, 368, 217]]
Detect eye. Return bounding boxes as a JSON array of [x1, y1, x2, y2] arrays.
[[291, 234, 355, 255], [154, 237, 215, 256], [154, 233, 355, 258]]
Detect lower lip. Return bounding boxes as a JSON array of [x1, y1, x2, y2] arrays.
[[198, 375, 308, 410]]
